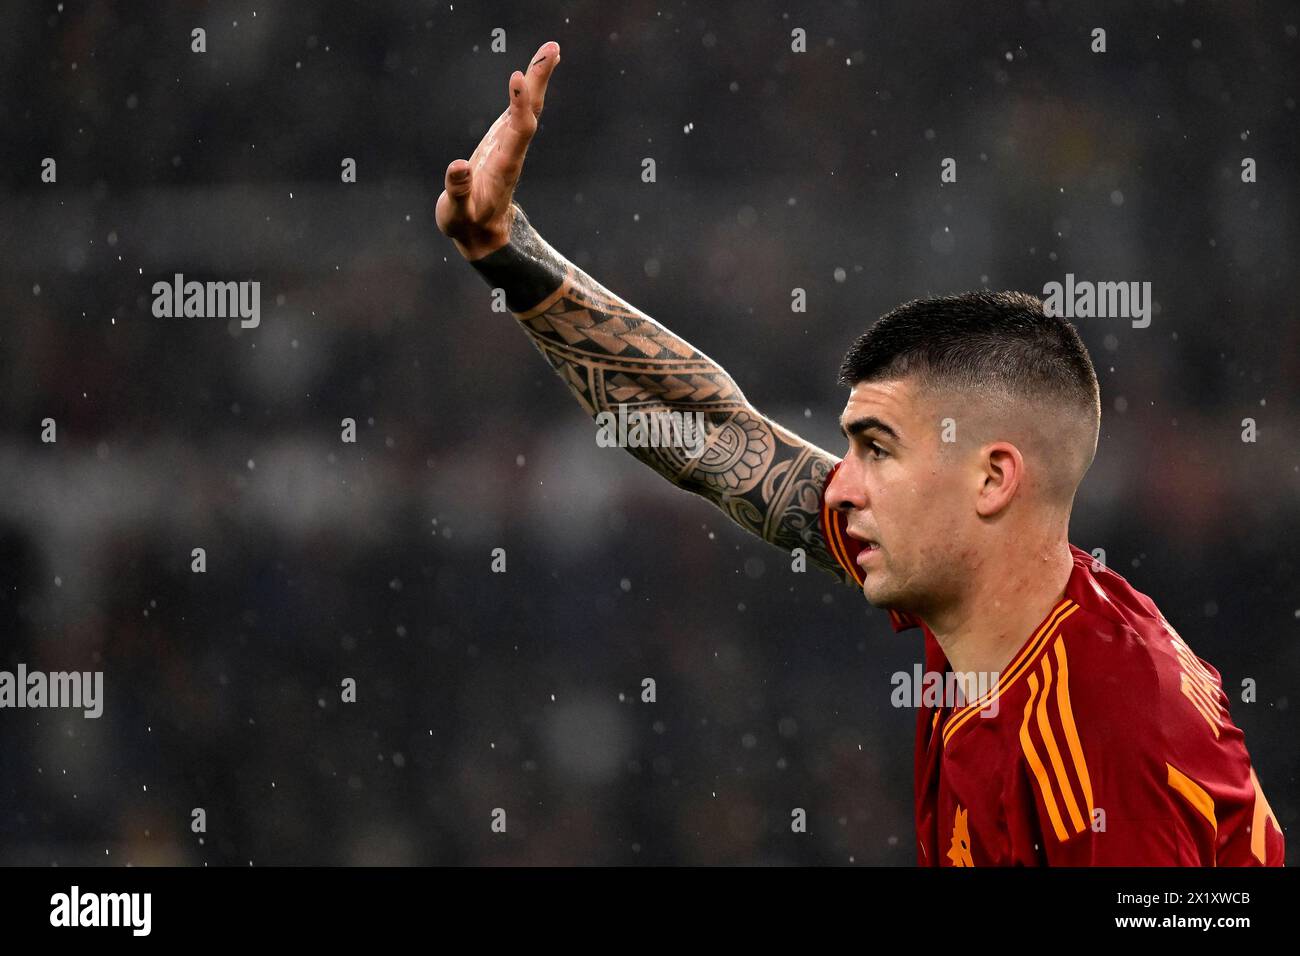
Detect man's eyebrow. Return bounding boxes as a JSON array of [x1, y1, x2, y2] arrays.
[[839, 416, 901, 442]]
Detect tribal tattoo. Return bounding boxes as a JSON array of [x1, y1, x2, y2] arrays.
[[469, 203, 857, 588]]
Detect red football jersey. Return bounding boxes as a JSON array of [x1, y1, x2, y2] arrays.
[[819, 464, 1285, 866]]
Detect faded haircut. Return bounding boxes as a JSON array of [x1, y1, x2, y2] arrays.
[[838, 290, 1100, 421]]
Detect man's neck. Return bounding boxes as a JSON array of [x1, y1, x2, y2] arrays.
[[924, 539, 1075, 696]]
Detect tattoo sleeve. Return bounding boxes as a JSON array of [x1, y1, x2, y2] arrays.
[[468, 203, 857, 588]]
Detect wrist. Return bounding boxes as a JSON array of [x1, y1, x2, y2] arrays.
[[461, 203, 524, 262], [467, 204, 563, 312]]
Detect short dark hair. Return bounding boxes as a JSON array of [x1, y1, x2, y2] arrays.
[[837, 290, 1100, 420]]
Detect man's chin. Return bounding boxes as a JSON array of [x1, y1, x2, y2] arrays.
[[860, 580, 892, 607], [861, 576, 910, 611]]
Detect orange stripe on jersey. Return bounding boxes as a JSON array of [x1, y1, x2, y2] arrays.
[[818, 495, 840, 566], [1053, 639, 1095, 818], [1166, 762, 1218, 849], [1036, 653, 1088, 835], [1020, 638, 1097, 843], [831, 514, 862, 585], [942, 601, 1078, 747], [1248, 768, 1280, 865], [1020, 672, 1070, 842], [819, 495, 862, 585]]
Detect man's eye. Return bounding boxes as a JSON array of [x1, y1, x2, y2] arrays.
[[865, 441, 888, 460]]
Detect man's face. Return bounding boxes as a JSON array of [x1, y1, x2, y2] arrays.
[[827, 377, 977, 612]]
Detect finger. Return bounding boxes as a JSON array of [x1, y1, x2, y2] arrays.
[[506, 68, 532, 128], [523, 40, 561, 117], [443, 159, 473, 210], [494, 69, 536, 186]]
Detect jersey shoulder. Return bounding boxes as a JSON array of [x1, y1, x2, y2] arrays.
[[1057, 544, 1232, 746], [1026, 548, 1281, 858]]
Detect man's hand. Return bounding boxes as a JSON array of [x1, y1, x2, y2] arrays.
[[436, 40, 561, 261]]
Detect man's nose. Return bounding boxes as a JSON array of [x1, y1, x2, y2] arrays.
[[826, 456, 867, 512]]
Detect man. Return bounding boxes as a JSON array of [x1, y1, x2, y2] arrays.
[[436, 41, 1284, 866]]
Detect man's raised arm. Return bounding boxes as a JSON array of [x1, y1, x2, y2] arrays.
[[436, 42, 858, 588]]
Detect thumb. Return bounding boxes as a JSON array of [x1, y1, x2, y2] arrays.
[[445, 159, 473, 204], [437, 159, 473, 235]]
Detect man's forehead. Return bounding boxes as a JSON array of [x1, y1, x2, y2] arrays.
[[838, 378, 919, 432]]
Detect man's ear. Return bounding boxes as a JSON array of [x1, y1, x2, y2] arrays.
[[975, 442, 1023, 517]]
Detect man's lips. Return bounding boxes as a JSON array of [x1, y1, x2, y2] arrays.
[[847, 532, 881, 567]]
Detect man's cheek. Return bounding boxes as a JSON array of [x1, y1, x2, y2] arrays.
[[904, 509, 958, 573]]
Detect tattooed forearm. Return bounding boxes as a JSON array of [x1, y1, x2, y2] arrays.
[[468, 204, 856, 587]]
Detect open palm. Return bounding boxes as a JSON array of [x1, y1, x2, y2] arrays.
[[436, 40, 561, 261]]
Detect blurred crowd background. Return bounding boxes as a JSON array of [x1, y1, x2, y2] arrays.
[[0, 0, 1296, 865]]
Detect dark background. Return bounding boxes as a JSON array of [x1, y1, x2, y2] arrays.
[[0, 0, 1295, 865]]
